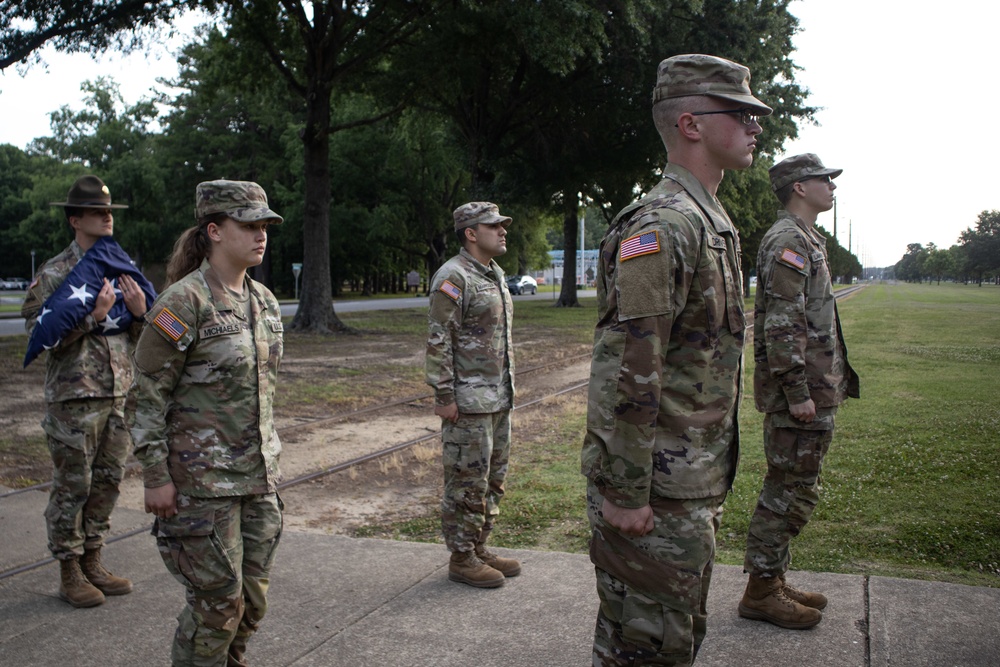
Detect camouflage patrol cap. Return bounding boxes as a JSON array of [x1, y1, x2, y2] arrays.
[[769, 153, 843, 192], [453, 202, 512, 231], [652, 54, 772, 116], [195, 180, 283, 224]]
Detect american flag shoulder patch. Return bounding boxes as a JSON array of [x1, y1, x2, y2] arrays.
[[152, 307, 189, 341], [778, 248, 807, 271], [620, 230, 660, 261], [439, 280, 462, 301]]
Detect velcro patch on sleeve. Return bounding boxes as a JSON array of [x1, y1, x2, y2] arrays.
[[620, 230, 661, 261], [439, 280, 462, 301], [152, 307, 190, 341], [778, 248, 807, 271]]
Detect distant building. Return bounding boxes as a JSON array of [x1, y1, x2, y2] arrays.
[[544, 249, 600, 287]]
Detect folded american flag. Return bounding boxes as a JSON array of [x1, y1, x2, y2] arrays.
[[24, 237, 157, 367]]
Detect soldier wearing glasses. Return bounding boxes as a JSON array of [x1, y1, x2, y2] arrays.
[[582, 54, 769, 665], [738, 154, 860, 629]]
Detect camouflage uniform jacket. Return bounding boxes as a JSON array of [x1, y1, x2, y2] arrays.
[[131, 260, 283, 497], [582, 164, 746, 507], [753, 211, 860, 414], [21, 241, 138, 403], [425, 248, 514, 414]]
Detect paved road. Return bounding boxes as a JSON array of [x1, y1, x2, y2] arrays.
[[0, 290, 595, 337]]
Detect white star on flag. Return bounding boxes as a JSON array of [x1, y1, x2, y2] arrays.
[[43, 339, 61, 350], [37, 307, 52, 325], [68, 284, 93, 305], [100, 314, 122, 333]]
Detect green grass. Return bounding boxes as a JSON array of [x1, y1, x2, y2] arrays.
[[723, 284, 999, 585], [364, 282, 1000, 587]]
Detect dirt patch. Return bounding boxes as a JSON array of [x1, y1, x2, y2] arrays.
[[0, 326, 591, 538]]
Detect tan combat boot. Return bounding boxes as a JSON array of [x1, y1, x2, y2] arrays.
[[59, 556, 105, 608], [448, 551, 505, 588], [81, 547, 133, 595], [474, 543, 521, 577], [780, 573, 828, 610], [738, 574, 822, 629]]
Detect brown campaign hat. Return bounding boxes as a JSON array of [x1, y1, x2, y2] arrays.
[[453, 202, 511, 232], [652, 53, 772, 116], [50, 175, 128, 209], [769, 154, 843, 192]]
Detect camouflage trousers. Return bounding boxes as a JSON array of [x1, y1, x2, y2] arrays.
[[744, 413, 835, 577], [42, 397, 130, 560], [441, 411, 511, 552], [587, 484, 725, 666], [154, 493, 283, 667]]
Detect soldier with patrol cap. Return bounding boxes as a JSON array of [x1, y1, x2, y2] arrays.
[[131, 180, 285, 666], [22, 175, 147, 608], [581, 54, 770, 665], [425, 201, 521, 588], [738, 154, 860, 629]]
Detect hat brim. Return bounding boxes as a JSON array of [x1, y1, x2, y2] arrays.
[[230, 208, 284, 224], [706, 93, 773, 116], [50, 201, 129, 209], [455, 213, 512, 231]]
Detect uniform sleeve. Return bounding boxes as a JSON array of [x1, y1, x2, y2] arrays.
[[130, 295, 197, 489], [761, 241, 811, 406], [590, 214, 679, 508], [424, 272, 464, 406]]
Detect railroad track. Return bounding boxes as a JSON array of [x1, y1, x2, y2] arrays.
[[1, 284, 865, 580], [0, 366, 589, 581], [0, 353, 592, 501]]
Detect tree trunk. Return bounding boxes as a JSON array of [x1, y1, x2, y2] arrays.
[[556, 202, 580, 307], [289, 81, 348, 334]]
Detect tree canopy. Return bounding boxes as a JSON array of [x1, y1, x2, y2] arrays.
[[1, 0, 854, 313]]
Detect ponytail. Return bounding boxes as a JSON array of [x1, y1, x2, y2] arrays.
[[165, 213, 227, 286]]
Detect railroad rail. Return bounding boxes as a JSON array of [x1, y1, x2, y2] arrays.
[[0, 284, 865, 580]]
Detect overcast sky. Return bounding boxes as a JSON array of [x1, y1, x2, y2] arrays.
[[1, 1, 997, 268]]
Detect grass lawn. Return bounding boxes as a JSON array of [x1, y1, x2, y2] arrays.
[[373, 282, 1000, 587]]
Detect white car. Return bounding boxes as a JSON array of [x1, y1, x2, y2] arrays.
[[506, 275, 537, 295]]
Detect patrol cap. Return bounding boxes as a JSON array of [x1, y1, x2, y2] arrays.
[[769, 153, 843, 192], [652, 54, 772, 116], [51, 175, 128, 209], [195, 180, 283, 224], [453, 202, 511, 232]]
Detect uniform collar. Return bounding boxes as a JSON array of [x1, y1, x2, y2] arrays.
[[199, 258, 256, 319], [779, 210, 826, 244], [459, 247, 504, 281], [662, 164, 736, 235]]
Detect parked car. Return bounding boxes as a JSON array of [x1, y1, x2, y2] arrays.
[[506, 274, 537, 295], [1, 277, 29, 290]]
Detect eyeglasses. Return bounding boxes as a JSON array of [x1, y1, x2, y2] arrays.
[[801, 175, 833, 185], [678, 108, 761, 127]]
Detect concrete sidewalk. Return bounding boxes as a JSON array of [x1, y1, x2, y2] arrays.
[[2, 486, 998, 666]]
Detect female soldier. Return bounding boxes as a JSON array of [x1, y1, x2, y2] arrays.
[[131, 180, 284, 667]]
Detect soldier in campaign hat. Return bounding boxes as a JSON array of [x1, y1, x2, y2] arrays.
[[21, 175, 147, 608], [582, 54, 770, 665], [425, 201, 522, 589], [131, 180, 285, 665], [739, 154, 860, 629]]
